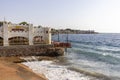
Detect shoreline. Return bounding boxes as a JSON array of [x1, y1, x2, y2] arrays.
[[21, 56, 112, 80], [0, 57, 48, 80], [0, 56, 113, 80], [22, 58, 100, 80]]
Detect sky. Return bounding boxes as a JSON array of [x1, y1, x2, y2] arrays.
[[0, 0, 120, 33]]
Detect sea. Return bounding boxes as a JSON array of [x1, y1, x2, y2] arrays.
[[23, 34, 120, 80]]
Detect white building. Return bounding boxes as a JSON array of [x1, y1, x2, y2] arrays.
[[0, 22, 51, 46]]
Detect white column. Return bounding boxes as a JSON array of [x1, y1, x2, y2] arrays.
[[3, 22, 9, 46], [44, 28, 51, 44], [48, 28, 51, 44], [29, 24, 33, 45]]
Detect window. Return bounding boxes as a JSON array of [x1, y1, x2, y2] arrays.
[[41, 36, 43, 38], [46, 31, 48, 34]]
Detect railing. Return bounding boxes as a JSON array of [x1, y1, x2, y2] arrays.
[[9, 42, 29, 45], [34, 42, 46, 44], [52, 41, 71, 48]]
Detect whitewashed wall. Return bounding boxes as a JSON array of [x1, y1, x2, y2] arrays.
[[0, 22, 51, 46]]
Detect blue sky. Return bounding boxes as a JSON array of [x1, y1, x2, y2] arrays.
[[1, 0, 120, 33]]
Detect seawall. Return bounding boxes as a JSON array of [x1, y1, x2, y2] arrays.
[[0, 45, 64, 57]]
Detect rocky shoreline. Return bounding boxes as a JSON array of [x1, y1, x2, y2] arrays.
[[0, 45, 64, 57], [0, 45, 65, 80]]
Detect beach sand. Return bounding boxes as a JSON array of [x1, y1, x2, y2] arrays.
[[0, 57, 47, 80]]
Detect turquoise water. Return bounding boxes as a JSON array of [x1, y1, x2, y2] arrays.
[[52, 34, 120, 80]]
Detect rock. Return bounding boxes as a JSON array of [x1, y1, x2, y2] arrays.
[[0, 45, 64, 57]]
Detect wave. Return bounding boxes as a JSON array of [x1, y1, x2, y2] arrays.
[[68, 48, 120, 65], [22, 61, 99, 80], [69, 40, 103, 46], [52, 34, 120, 79], [70, 39, 120, 47], [64, 55, 120, 80], [71, 42, 120, 57], [68, 66, 111, 80], [70, 42, 120, 60]]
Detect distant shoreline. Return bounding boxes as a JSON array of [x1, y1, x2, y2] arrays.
[[51, 28, 98, 35]]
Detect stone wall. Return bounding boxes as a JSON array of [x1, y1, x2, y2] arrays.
[[0, 45, 64, 57]]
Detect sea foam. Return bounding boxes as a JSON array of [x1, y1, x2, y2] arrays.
[[22, 61, 98, 80]]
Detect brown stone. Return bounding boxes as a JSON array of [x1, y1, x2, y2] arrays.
[[0, 45, 64, 57]]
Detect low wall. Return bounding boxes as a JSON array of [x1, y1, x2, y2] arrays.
[[0, 44, 64, 57]]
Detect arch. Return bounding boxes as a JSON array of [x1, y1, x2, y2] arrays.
[[8, 36, 29, 45], [33, 36, 45, 44], [8, 31, 28, 39], [0, 37, 3, 46]]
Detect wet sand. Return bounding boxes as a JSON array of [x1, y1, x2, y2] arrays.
[[0, 57, 47, 80]]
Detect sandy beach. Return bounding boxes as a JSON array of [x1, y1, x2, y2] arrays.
[[0, 57, 47, 80]]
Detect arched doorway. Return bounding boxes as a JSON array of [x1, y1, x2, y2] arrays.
[[33, 36, 44, 44], [0, 37, 3, 46], [9, 36, 29, 45]]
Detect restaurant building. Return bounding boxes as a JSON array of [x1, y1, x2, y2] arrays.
[[0, 22, 51, 46]]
